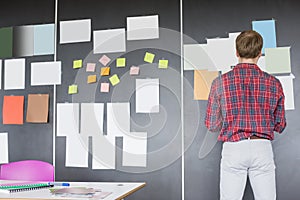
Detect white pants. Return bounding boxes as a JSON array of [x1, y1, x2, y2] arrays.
[[220, 139, 276, 200]]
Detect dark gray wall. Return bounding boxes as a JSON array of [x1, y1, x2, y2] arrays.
[[1, 0, 299, 200]]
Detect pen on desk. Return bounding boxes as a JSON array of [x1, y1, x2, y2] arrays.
[[48, 182, 70, 186]]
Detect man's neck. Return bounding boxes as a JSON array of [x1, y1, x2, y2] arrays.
[[238, 57, 259, 64]]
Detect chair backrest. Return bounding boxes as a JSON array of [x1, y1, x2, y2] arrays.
[[0, 160, 54, 181]]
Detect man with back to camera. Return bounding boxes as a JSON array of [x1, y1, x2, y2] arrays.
[[205, 30, 286, 200]]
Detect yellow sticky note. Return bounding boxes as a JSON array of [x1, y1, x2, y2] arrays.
[[87, 75, 97, 84], [159, 59, 168, 69], [144, 52, 155, 63], [73, 59, 82, 69], [101, 67, 110, 76], [109, 74, 120, 86], [116, 58, 126, 67], [68, 85, 78, 94]]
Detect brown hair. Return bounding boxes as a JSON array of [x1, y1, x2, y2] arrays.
[[236, 30, 263, 58]]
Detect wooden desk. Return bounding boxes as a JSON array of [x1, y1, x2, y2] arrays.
[[0, 181, 146, 200]]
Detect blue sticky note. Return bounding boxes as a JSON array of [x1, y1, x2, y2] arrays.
[[252, 20, 277, 54], [34, 24, 55, 55]]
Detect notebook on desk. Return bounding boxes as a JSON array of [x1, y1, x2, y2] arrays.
[[0, 182, 54, 194]]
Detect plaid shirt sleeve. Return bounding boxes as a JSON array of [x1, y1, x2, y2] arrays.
[[205, 78, 223, 132], [273, 83, 286, 133]]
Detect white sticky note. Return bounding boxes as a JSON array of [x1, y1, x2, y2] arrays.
[[31, 61, 61, 86], [0, 132, 8, 164], [136, 79, 159, 113], [57, 103, 79, 136], [276, 74, 295, 110], [122, 132, 147, 167], [60, 19, 91, 44], [93, 28, 126, 54], [127, 15, 159, 40], [107, 103, 130, 137], [4, 58, 25, 90], [65, 133, 89, 168]]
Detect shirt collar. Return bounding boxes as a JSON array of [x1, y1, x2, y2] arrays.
[[234, 63, 261, 70]]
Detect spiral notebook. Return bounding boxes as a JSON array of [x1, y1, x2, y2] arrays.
[[0, 182, 54, 194]]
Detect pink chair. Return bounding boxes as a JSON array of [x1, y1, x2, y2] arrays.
[[0, 160, 54, 181]]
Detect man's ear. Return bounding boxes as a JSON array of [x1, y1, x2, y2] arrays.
[[236, 50, 240, 58]]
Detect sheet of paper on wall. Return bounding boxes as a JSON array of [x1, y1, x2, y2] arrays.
[[3, 96, 24, 125], [252, 19, 277, 54], [136, 79, 159, 113], [13, 25, 34, 57], [65, 133, 89, 167], [206, 37, 235, 73], [183, 44, 215, 71], [0, 132, 8, 164], [276, 74, 295, 110], [26, 94, 49, 123], [4, 58, 25, 90], [194, 70, 219, 100], [127, 15, 159, 40], [107, 103, 130, 137], [33, 24, 55, 55], [56, 103, 79, 136], [265, 47, 291, 74], [0, 27, 13, 58], [93, 28, 126, 54], [31, 61, 61, 85], [60, 19, 91, 44], [80, 103, 114, 169], [122, 132, 147, 167]]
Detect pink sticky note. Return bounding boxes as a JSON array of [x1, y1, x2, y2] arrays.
[[99, 55, 111, 66], [130, 66, 140, 75], [86, 63, 96, 72], [100, 83, 110, 93]]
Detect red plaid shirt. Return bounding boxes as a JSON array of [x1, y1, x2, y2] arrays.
[[205, 63, 286, 142]]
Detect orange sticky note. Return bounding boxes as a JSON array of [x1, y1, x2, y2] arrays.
[[100, 67, 110, 76], [3, 96, 24, 124], [87, 75, 97, 83]]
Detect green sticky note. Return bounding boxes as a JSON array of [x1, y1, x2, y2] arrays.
[[68, 85, 78, 94], [0, 27, 13, 58], [144, 52, 155, 63], [159, 59, 168, 69], [265, 47, 291, 74], [109, 74, 120, 86], [116, 58, 126, 67], [73, 59, 82, 69]]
